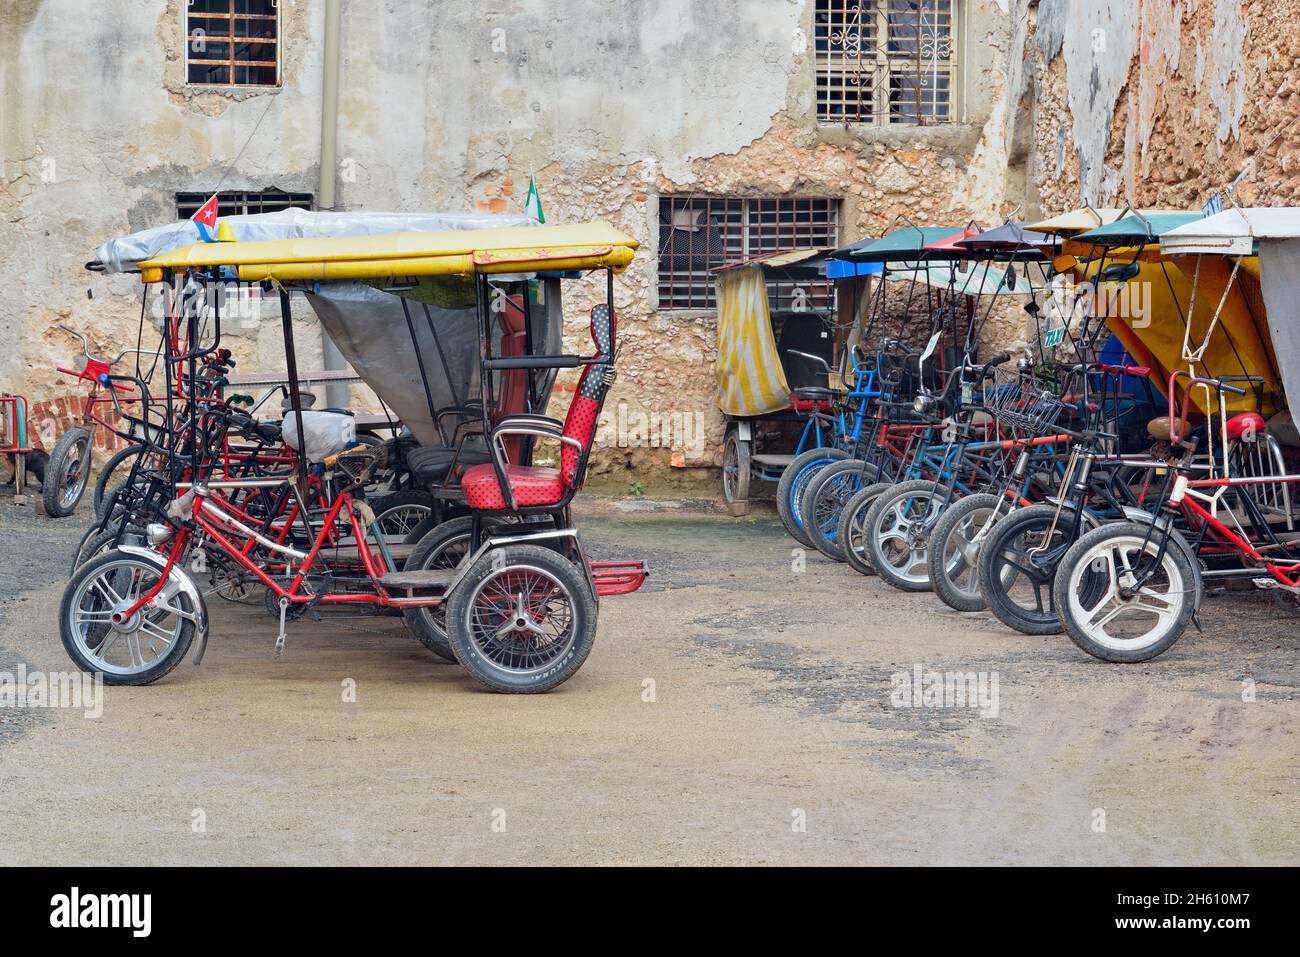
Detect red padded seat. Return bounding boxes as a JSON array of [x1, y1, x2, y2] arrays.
[[462, 463, 564, 509]]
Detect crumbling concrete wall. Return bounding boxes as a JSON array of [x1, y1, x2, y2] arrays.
[[2, 0, 1034, 480], [1027, 0, 1299, 214]]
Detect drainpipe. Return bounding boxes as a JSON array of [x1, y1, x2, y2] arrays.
[[318, 0, 348, 410]]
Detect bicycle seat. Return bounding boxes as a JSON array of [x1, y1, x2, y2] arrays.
[[792, 386, 839, 402], [1225, 411, 1266, 441], [405, 444, 492, 483], [1147, 416, 1172, 441]]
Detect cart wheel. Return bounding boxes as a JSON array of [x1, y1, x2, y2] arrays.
[[43, 427, 93, 517], [369, 489, 436, 542], [444, 544, 597, 693], [402, 516, 474, 662], [722, 428, 750, 514]]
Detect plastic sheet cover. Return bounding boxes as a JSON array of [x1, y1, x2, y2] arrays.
[[94, 209, 534, 273]]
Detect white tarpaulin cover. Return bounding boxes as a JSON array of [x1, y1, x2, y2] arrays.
[[1159, 206, 1300, 256], [94, 209, 534, 273], [1161, 207, 1300, 406]]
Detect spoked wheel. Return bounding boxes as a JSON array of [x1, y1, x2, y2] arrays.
[[977, 502, 1090, 635], [721, 429, 751, 512], [836, 481, 895, 576], [93, 443, 149, 519], [776, 448, 849, 548], [863, 480, 948, 592], [927, 493, 1003, 612], [402, 516, 474, 662], [1054, 523, 1196, 663], [370, 490, 436, 542], [60, 550, 198, 685], [43, 427, 93, 517], [802, 459, 880, 561], [445, 544, 597, 693]]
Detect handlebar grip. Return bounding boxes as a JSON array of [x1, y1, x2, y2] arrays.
[[1220, 382, 1248, 397], [983, 352, 1012, 369]]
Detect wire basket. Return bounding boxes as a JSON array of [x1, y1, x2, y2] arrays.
[[981, 367, 1074, 438]]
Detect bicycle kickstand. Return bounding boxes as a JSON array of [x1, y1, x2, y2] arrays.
[[275, 595, 290, 657]]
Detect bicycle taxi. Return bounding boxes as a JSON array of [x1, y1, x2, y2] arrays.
[[61, 219, 647, 693], [713, 247, 878, 514]]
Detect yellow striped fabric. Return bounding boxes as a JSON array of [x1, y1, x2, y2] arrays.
[[714, 266, 790, 416]]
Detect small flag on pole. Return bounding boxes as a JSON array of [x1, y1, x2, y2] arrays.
[[192, 194, 220, 242], [524, 175, 545, 224]]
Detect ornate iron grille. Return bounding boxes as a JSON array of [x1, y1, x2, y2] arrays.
[[815, 0, 957, 125]]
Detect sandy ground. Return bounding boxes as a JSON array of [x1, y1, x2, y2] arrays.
[[0, 493, 1297, 865]]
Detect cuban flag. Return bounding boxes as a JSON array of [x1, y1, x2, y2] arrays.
[[192, 194, 220, 241]]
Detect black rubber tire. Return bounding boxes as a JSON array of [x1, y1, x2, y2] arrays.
[[401, 516, 475, 662], [836, 481, 896, 577], [776, 447, 848, 548], [802, 459, 881, 561], [863, 479, 947, 592], [43, 427, 93, 517], [72, 526, 147, 574], [721, 428, 751, 511], [927, 493, 1002, 612], [369, 489, 437, 542], [94, 444, 147, 519], [60, 549, 196, 686], [1053, 522, 1196, 663], [977, 502, 1087, 635], [444, 544, 598, 693]]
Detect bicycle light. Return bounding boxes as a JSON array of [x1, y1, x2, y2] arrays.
[[914, 394, 936, 415], [145, 522, 175, 546]]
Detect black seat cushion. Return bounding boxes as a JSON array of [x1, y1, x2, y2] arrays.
[[793, 386, 840, 402], [405, 445, 492, 484]]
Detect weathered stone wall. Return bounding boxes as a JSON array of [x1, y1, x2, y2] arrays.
[[3, 0, 1038, 476], [1026, 0, 1300, 215]]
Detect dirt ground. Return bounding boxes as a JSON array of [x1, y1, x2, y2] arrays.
[[0, 492, 1297, 866]]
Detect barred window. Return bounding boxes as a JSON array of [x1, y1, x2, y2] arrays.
[[815, 0, 958, 125], [657, 197, 839, 310], [175, 189, 313, 219], [186, 0, 281, 87]]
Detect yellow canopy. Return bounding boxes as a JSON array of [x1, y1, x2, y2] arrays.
[[714, 266, 790, 416], [1028, 208, 1129, 236], [1076, 251, 1281, 415], [136, 221, 638, 283]]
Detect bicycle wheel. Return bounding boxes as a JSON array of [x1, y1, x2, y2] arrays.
[[370, 489, 436, 542], [863, 480, 948, 592], [60, 550, 197, 685], [43, 427, 93, 517], [776, 447, 848, 548], [927, 493, 1003, 612], [802, 459, 880, 561], [94, 443, 147, 519], [836, 481, 896, 577], [977, 502, 1088, 635], [1054, 522, 1196, 662]]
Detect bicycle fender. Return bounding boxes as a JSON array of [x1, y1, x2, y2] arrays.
[[1119, 508, 1204, 611], [117, 545, 211, 665]]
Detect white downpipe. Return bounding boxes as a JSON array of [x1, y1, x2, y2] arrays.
[[319, 0, 348, 410]]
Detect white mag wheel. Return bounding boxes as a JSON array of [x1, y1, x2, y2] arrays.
[[1054, 523, 1196, 663], [60, 550, 198, 684]]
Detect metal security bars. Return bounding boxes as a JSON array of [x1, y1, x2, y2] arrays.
[[815, 0, 957, 125], [175, 190, 313, 219], [658, 197, 839, 310], [186, 0, 281, 87]]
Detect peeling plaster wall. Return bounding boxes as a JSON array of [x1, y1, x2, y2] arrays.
[[2, 0, 1031, 475], [1028, 0, 1296, 214]]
